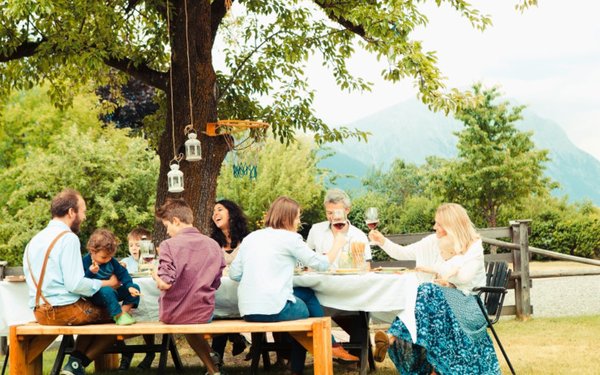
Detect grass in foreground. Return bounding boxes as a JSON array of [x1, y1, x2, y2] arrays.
[[1, 315, 599, 374]]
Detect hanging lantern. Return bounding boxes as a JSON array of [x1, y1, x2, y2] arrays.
[[185, 132, 202, 161], [167, 163, 184, 193]]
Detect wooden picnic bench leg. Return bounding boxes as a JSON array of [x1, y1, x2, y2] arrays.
[[312, 318, 332, 375], [290, 319, 332, 375], [9, 326, 53, 375]]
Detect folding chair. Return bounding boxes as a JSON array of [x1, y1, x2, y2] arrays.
[[473, 261, 516, 375]]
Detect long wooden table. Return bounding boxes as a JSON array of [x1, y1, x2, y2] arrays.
[[9, 318, 332, 375]]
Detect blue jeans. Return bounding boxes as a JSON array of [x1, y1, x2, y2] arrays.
[[244, 287, 321, 374], [91, 284, 140, 318]]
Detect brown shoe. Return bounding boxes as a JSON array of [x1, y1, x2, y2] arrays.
[[332, 345, 359, 362], [374, 330, 390, 362]]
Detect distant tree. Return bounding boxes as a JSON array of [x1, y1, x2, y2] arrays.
[[96, 78, 159, 132], [363, 160, 428, 206], [431, 83, 554, 227], [0, 85, 101, 169], [0, 88, 158, 265]]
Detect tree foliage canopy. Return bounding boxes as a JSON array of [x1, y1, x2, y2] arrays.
[[1, 0, 539, 235], [0, 87, 158, 265]]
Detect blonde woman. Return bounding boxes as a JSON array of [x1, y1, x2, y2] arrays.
[[369, 203, 500, 375]]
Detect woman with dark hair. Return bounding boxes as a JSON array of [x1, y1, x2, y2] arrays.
[[210, 199, 250, 365], [211, 199, 249, 261]]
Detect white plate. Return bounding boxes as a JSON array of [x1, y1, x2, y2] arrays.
[[317, 269, 363, 275], [373, 267, 409, 274]]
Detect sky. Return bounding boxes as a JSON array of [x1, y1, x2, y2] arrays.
[[307, 0, 600, 161]]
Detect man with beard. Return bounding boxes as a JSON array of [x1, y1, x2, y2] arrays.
[[23, 188, 120, 375]]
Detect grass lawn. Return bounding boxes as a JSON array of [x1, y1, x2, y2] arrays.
[[2, 315, 599, 374]]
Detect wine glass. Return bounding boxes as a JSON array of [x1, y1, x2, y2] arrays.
[[365, 207, 379, 247], [331, 209, 347, 230], [139, 239, 155, 273], [365, 207, 379, 230]]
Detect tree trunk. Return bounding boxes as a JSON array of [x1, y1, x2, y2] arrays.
[[154, 0, 229, 242]]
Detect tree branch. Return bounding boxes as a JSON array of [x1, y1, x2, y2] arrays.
[[217, 29, 285, 102], [104, 57, 168, 91], [211, 0, 230, 44], [125, 0, 142, 13], [313, 1, 368, 39], [0, 40, 44, 62]]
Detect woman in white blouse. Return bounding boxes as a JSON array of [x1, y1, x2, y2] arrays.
[[229, 196, 345, 375], [370, 203, 501, 375]]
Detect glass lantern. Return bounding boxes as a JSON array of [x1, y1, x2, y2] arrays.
[[167, 163, 184, 193], [185, 132, 202, 161]]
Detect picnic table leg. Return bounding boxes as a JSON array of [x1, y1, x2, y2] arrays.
[[8, 326, 43, 375], [358, 311, 371, 375]]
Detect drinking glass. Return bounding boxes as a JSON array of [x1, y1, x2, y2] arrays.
[[350, 241, 367, 271], [139, 239, 155, 273], [365, 207, 379, 230], [331, 209, 347, 230]]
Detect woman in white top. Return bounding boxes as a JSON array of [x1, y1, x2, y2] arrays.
[[371, 203, 500, 375], [229, 196, 345, 375]]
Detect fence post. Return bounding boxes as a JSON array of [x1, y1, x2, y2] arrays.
[[511, 220, 532, 320]]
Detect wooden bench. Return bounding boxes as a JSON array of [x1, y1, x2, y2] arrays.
[[8, 318, 333, 375]]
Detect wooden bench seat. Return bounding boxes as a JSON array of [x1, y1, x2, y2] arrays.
[[9, 318, 332, 375]]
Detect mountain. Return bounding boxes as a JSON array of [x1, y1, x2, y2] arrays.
[[320, 99, 600, 205]]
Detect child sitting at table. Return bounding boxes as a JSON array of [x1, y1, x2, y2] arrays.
[[83, 228, 140, 325], [118, 227, 157, 371], [152, 198, 226, 375], [414, 234, 465, 286], [119, 227, 152, 273]]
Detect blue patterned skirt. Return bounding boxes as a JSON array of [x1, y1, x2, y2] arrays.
[[387, 283, 500, 375]]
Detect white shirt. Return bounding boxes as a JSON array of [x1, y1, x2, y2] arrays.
[[229, 227, 330, 316], [120, 255, 139, 273], [381, 234, 486, 294], [306, 221, 371, 267], [23, 219, 102, 308]]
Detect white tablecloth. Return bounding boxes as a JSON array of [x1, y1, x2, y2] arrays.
[[0, 277, 240, 336], [0, 281, 35, 336], [294, 272, 418, 312], [1, 273, 419, 340], [294, 272, 419, 341]]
